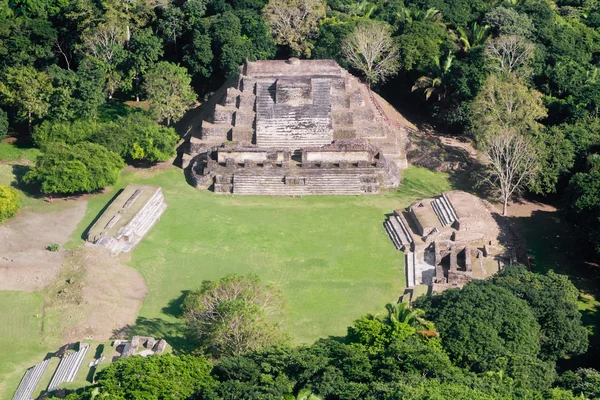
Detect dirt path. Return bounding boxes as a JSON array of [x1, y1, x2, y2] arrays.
[[0, 202, 88, 292]]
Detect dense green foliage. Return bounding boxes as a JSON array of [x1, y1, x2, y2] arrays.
[[0, 185, 20, 223], [58, 267, 590, 399], [0, 0, 598, 247], [65, 354, 214, 399], [23, 142, 124, 194]]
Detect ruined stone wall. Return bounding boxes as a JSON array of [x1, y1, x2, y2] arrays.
[[304, 150, 371, 162]]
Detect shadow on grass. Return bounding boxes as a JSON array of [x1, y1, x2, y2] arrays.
[[161, 290, 190, 318], [10, 164, 41, 198], [80, 188, 123, 241], [111, 316, 194, 354]]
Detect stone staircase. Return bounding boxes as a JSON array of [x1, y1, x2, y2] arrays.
[[48, 344, 89, 391], [431, 193, 458, 226], [383, 211, 414, 251], [232, 173, 376, 195], [12, 359, 50, 400]]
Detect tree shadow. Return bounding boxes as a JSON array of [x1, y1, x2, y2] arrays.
[[506, 209, 600, 371], [111, 316, 194, 354], [10, 164, 42, 198], [161, 290, 190, 318]]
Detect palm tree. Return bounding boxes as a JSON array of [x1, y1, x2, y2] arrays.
[[456, 22, 490, 51], [398, 7, 442, 24], [350, 0, 377, 18], [412, 51, 455, 101], [385, 301, 424, 327]]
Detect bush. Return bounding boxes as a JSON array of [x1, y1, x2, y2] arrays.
[[47, 243, 59, 251], [0, 185, 20, 223], [93, 114, 179, 162], [32, 119, 97, 147], [24, 142, 124, 194], [32, 114, 179, 163]]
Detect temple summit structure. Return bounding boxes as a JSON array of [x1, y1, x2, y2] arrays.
[[177, 58, 410, 195]]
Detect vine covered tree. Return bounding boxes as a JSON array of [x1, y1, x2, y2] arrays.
[[342, 21, 400, 87]]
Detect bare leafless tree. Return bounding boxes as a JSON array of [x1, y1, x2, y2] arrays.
[[342, 21, 400, 87], [263, 0, 326, 57], [485, 35, 535, 76], [480, 129, 539, 216]]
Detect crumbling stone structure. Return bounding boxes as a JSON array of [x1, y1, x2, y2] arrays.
[[178, 58, 409, 195], [114, 336, 168, 359], [87, 185, 167, 254], [384, 191, 503, 291]]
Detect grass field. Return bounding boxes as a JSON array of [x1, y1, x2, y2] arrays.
[[0, 161, 452, 399], [72, 166, 452, 345]]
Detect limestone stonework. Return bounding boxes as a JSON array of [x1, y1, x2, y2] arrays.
[[177, 59, 409, 195], [384, 191, 505, 292], [86, 185, 166, 254]]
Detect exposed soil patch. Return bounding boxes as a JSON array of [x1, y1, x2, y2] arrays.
[[47, 247, 148, 342], [0, 202, 88, 292]]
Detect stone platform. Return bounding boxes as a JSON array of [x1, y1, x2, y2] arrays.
[[86, 185, 166, 254], [177, 58, 409, 195], [384, 191, 504, 291]]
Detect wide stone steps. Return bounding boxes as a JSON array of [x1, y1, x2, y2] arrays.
[[118, 190, 165, 240], [383, 212, 413, 251], [12, 359, 50, 400], [432, 194, 458, 226], [48, 344, 89, 391], [232, 174, 372, 195]]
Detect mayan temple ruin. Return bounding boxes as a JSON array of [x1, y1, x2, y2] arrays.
[[177, 58, 410, 195], [384, 191, 505, 292]]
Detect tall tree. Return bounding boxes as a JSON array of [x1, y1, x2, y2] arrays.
[[125, 28, 163, 101], [0, 66, 51, 135], [485, 35, 535, 77], [182, 274, 288, 358], [341, 21, 399, 87], [470, 73, 546, 139], [143, 61, 196, 125], [480, 129, 539, 216], [263, 0, 326, 57]]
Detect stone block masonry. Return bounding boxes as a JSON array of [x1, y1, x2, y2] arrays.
[[87, 185, 167, 255], [178, 58, 409, 195]]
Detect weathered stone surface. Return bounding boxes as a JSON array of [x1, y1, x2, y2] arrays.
[[178, 58, 409, 195]]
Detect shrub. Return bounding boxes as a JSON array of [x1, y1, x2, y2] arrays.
[[0, 185, 20, 223], [32, 119, 98, 147], [47, 243, 59, 251], [93, 114, 179, 162], [24, 142, 124, 194]]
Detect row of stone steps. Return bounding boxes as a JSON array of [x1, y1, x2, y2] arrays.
[[48, 344, 89, 391], [232, 174, 375, 195], [431, 194, 458, 226], [383, 212, 413, 251], [12, 359, 50, 400]]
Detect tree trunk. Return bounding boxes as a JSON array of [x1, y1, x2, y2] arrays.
[[167, 116, 171, 126], [503, 197, 508, 216], [136, 95, 140, 102], [28, 111, 32, 137]]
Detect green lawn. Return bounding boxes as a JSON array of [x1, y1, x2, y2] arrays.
[[0, 165, 451, 398], [72, 166, 451, 345]]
